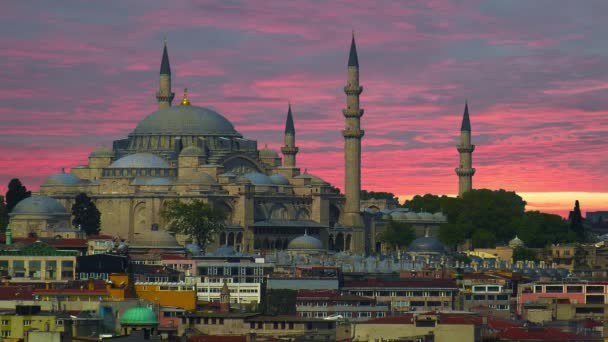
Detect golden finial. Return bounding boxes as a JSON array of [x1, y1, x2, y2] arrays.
[[181, 88, 190, 106]]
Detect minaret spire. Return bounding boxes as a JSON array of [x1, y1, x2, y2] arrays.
[[156, 39, 175, 109], [455, 101, 475, 196], [281, 103, 299, 168], [342, 33, 365, 251]]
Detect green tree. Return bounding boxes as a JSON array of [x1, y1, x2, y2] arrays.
[[261, 289, 296, 315], [360, 190, 399, 202], [516, 211, 572, 248], [162, 199, 226, 250], [569, 200, 585, 240], [0, 196, 8, 231], [5, 178, 31, 212], [512, 246, 538, 262], [71, 193, 101, 236], [378, 219, 416, 252]]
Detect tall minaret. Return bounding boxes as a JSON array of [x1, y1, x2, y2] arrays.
[[455, 102, 475, 196], [156, 39, 175, 109], [281, 103, 299, 168], [342, 34, 364, 227]]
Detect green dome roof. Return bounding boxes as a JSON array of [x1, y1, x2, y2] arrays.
[[133, 105, 240, 136], [120, 306, 159, 326]]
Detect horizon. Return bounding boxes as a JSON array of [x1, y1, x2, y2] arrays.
[[1, 2, 607, 218]]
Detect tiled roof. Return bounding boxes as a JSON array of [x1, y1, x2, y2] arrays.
[[0, 285, 34, 300]]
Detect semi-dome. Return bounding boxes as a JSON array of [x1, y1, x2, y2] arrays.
[[241, 172, 273, 186], [180, 145, 204, 156], [269, 174, 290, 185], [131, 229, 181, 247], [90, 147, 114, 158], [259, 145, 279, 158], [288, 233, 323, 250], [133, 105, 239, 136], [109, 153, 171, 169], [44, 172, 82, 186], [120, 306, 159, 326], [12, 196, 67, 216], [408, 236, 445, 254]]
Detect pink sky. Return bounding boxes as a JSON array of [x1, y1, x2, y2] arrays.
[[1, 1, 607, 217]]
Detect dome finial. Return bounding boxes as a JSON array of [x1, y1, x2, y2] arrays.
[[181, 88, 190, 106]]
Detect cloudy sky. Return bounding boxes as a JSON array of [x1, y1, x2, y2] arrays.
[[1, 1, 607, 216]]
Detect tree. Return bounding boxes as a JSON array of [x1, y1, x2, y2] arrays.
[[378, 219, 416, 252], [162, 199, 226, 250], [512, 246, 538, 262], [0, 196, 7, 231], [515, 211, 572, 248], [5, 178, 31, 212], [71, 193, 101, 236], [569, 200, 585, 240], [360, 190, 399, 203], [261, 289, 297, 315]]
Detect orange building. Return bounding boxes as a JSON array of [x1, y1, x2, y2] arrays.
[[134, 282, 197, 311]]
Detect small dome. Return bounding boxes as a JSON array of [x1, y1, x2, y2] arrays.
[[288, 233, 323, 250], [433, 212, 446, 220], [405, 212, 419, 219], [12, 196, 67, 216], [133, 105, 239, 136], [259, 145, 279, 158], [241, 172, 273, 185], [109, 153, 171, 169], [178, 172, 217, 185], [131, 229, 181, 247], [44, 172, 82, 186], [390, 212, 407, 220], [90, 147, 114, 158], [180, 145, 204, 156], [509, 235, 525, 248], [295, 171, 328, 185], [185, 243, 202, 255], [269, 174, 290, 185], [418, 212, 433, 219], [408, 236, 445, 254], [120, 306, 159, 326]]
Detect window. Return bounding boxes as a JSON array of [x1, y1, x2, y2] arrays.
[[1, 320, 9, 326], [487, 286, 499, 292], [545, 286, 563, 293], [359, 312, 371, 318], [473, 295, 485, 301], [587, 286, 604, 294], [567, 286, 583, 293], [1, 331, 10, 337], [534, 285, 543, 293], [56, 319, 63, 325], [486, 295, 495, 300], [586, 295, 605, 304], [497, 295, 509, 301], [410, 301, 425, 307], [24, 320, 32, 325]]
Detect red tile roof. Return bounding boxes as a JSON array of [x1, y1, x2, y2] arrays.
[[87, 235, 114, 240], [161, 255, 191, 260], [495, 327, 601, 341], [0, 285, 34, 300]]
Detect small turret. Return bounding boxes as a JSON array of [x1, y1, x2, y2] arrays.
[[455, 101, 475, 196], [219, 279, 230, 313], [5, 225, 12, 245]]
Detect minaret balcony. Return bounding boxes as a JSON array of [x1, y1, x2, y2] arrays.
[[342, 108, 364, 118], [344, 85, 363, 95], [281, 146, 299, 154], [342, 128, 365, 138], [156, 92, 175, 103], [455, 168, 476, 176], [457, 145, 475, 153]]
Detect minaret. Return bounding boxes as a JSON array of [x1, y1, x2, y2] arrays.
[[455, 102, 475, 196], [156, 39, 175, 109], [281, 103, 299, 168], [342, 34, 364, 228]]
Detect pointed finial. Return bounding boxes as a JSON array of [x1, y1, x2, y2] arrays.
[[461, 100, 471, 131], [304, 229, 308, 236], [348, 32, 359, 67], [181, 88, 190, 106], [285, 102, 295, 134], [160, 38, 171, 75], [61, 167, 65, 173]]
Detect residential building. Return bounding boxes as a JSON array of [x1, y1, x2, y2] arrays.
[[295, 290, 389, 320]]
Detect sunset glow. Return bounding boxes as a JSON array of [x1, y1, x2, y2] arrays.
[[1, 2, 607, 217]]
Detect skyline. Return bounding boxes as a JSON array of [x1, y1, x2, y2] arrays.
[[1, 1, 607, 217]]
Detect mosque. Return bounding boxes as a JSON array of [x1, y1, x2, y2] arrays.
[[9, 36, 475, 256]]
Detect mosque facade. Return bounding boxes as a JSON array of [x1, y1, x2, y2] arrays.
[[12, 36, 472, 255], [30, 39, 370, 254]]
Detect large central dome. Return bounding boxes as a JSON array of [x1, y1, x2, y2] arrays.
[[133, 105, 239, 136]]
